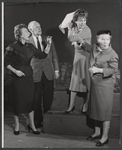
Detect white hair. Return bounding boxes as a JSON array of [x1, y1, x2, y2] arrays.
[[28, 21, 40, 32]]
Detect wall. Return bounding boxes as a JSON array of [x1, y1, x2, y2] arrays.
[[4, 2, 120, 64]]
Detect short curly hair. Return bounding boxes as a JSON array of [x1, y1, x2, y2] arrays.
[[14, 24, 28, 40], [72, 8, 88, 22]]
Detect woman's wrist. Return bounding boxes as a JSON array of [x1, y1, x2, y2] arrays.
[[7, 65, 17, 74], [99, 68, 103, 73], [13, 68, 17, 74]]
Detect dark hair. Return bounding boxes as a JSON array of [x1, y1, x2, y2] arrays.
[[14, 24, 28, 40], [97, 30, 112, 36], [72, 8, 88, 22]]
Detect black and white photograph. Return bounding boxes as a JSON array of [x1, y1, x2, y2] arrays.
[[2, 0, 121, 148]]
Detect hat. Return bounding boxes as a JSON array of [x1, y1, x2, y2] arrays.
[[97, 30, 111, 36]]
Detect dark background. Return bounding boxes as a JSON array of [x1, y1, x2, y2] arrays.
[[4, 2, 120, 65]]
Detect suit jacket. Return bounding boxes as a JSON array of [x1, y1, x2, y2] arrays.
[[29, 35, 59, 82]]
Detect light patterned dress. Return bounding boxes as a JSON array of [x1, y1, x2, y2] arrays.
[[68, 25, 92, 92]]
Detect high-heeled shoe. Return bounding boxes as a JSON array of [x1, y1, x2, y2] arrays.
[[96, 139, 109, 147], [14, 130, 20, 135], [63, 106, 75, 114], [86, 134, 101, 141], [27, 125, 40, 134]]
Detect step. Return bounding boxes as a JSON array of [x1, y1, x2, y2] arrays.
[[4, 90, 120, 114], [43, 111, 120, 139], [52, 91, 120, 114]]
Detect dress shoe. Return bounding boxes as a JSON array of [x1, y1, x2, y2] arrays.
[[96, 139, 109, 147], [86, 134, 101, 141], [14, 130, 20, 135], [27, 125, 40, 134], [63, 106, 75, 114]]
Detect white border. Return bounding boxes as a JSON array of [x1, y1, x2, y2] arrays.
[[2, 2, 4, 148]]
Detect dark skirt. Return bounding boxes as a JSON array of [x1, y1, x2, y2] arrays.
[[8, 75, 34, 114]]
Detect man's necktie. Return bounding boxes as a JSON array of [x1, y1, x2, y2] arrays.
[[36, 37, 42, 51]]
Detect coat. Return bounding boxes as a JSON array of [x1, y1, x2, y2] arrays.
[[88, 44, 119, 121], [4, 41, 37, 113], [29, 35, 59, 82]]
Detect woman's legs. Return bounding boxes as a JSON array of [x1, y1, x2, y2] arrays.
[[92, 120, 101, 137], [92, 126, 101, 137], [82, 92, 90, 112], [66, 91, 76, 111], [14, 114, 19, 131], [67, 91, 89, 112], [28, 110, 37, 131], [90, 120, 110, 142], [99, 121, 110, 142]]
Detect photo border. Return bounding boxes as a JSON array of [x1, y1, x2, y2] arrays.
[[1, 0, 122, 149]]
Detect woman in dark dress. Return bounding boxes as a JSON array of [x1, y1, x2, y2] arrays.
[[4, 24, 48, 135], [86, 30, 118, 146]]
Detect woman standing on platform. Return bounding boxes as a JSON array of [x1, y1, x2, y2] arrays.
[[4, 24, 49, 135], [86, 30, 118, 147], [60, 8, 92, 113]]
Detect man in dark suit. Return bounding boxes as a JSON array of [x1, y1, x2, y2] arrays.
[[28, 21, 59, 129]]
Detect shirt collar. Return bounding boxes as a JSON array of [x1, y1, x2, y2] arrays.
[[33, 35, 42, 41]]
